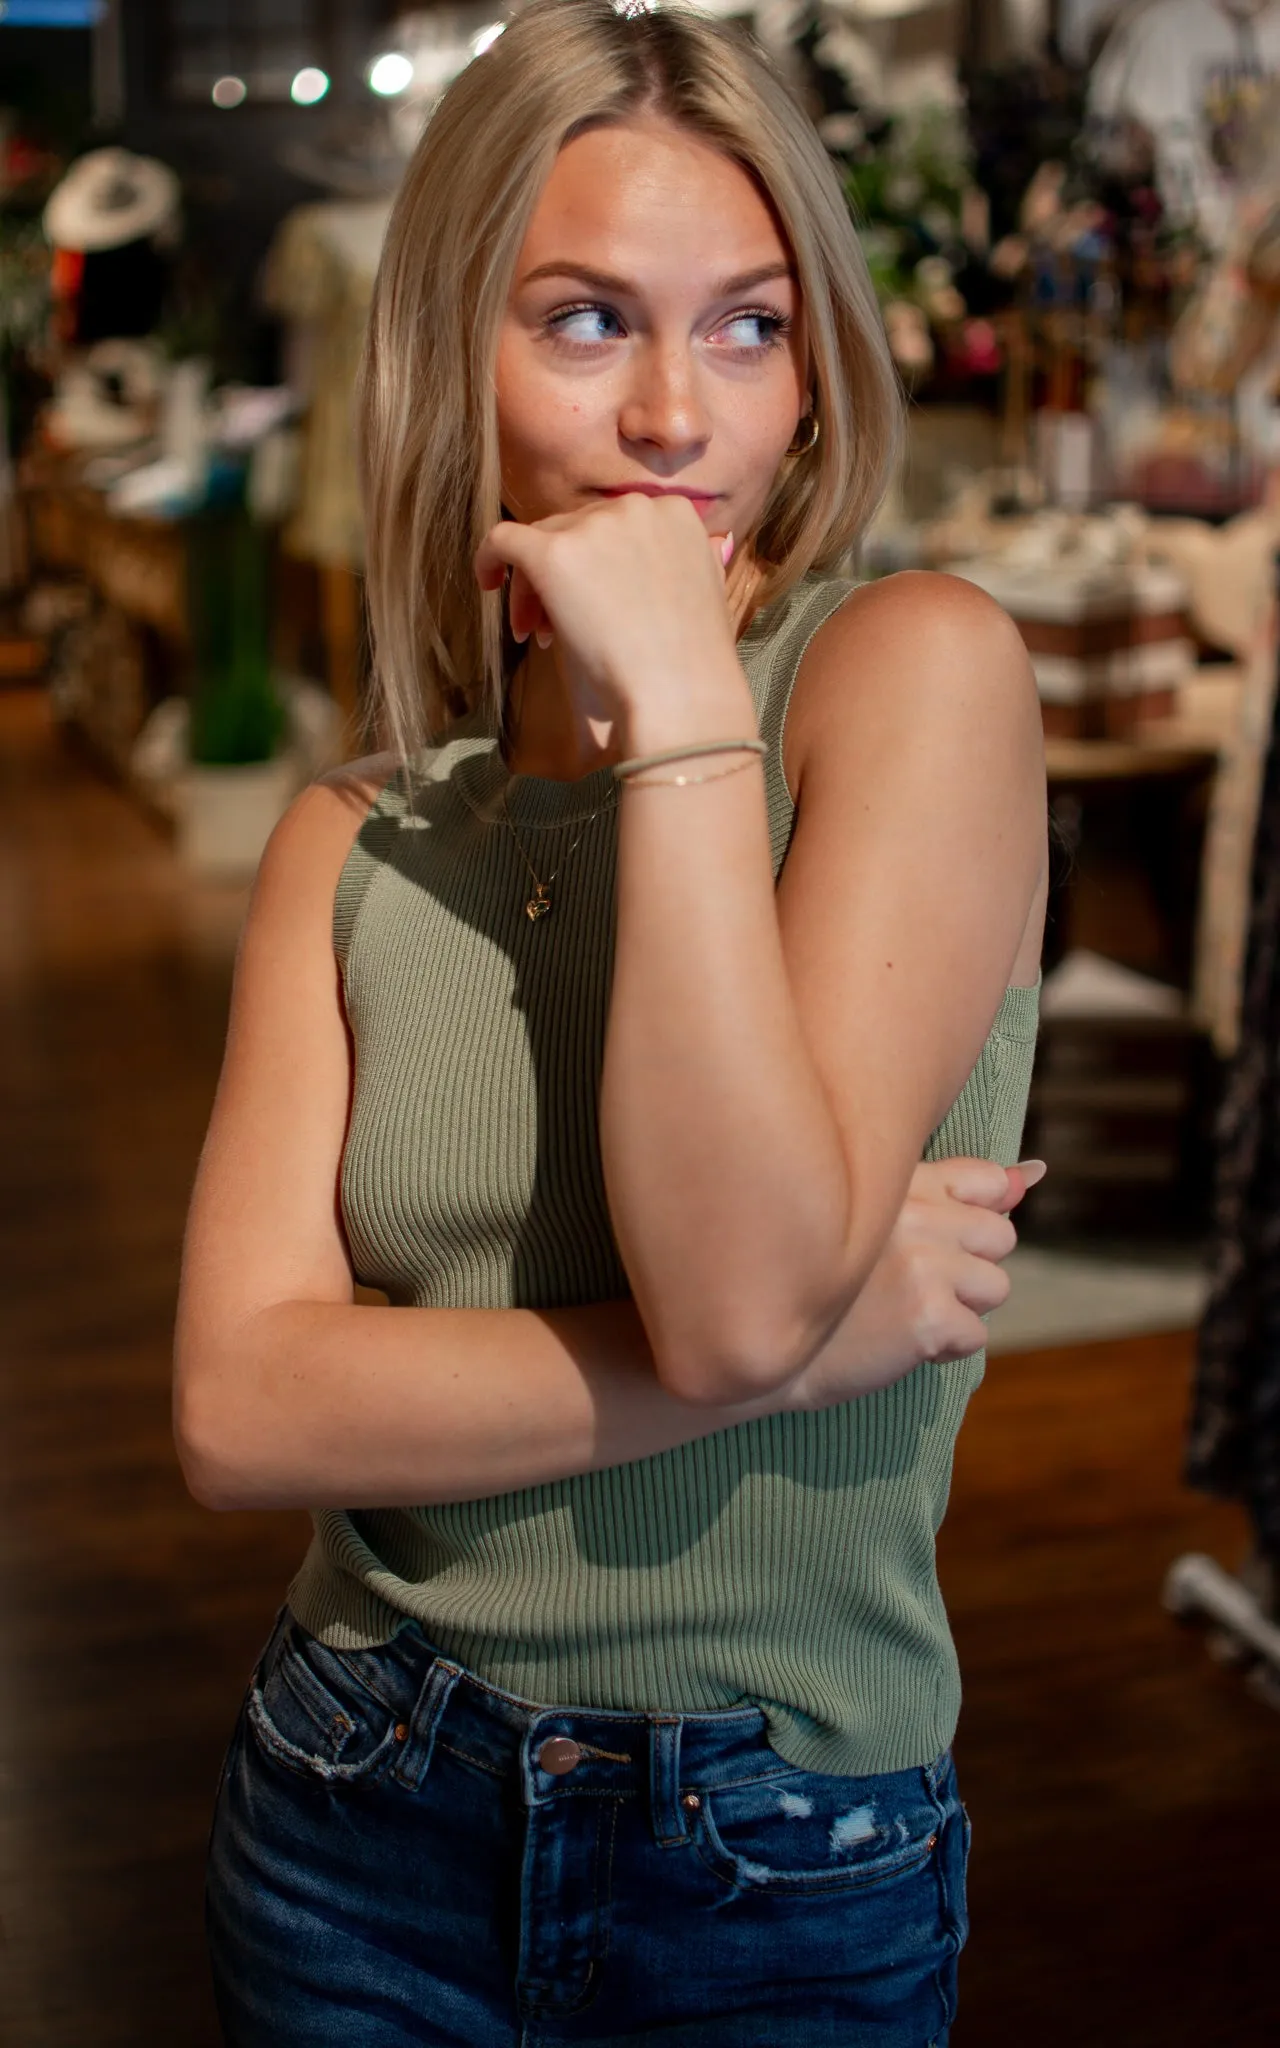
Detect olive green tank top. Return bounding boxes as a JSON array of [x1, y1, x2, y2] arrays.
[[287, 574, 1040, 1776]]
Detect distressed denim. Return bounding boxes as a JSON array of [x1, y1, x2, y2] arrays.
[[207, 1608, 970, 2047]]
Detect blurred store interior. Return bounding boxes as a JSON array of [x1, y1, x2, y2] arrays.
[[3, 0, 1280, 2041]]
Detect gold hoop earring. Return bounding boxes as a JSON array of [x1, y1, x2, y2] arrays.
[[788, 411, 820, 456]]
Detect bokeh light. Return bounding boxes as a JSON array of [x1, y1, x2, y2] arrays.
[[290, 68, 329, 106], [368, 51, 414, 97]]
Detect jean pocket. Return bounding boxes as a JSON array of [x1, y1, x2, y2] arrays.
[[692, 1761, 944, 1897], [246, 1615, 406, 1787]]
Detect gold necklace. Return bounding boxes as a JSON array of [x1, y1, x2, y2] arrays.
[[499, 780, 617, 921]]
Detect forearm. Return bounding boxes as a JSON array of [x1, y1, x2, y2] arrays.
[[601, 701, 861, 1399], [176, 1295, 776, 1513], [174, 1156, 1018, 1512]]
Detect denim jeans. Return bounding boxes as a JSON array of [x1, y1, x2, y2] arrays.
[[207, 1607, 970, 2047]]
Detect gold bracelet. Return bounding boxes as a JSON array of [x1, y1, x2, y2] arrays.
[[613, 737, 766, 781], [618, 752, 764, 790]]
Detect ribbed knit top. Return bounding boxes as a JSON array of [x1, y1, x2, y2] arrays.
[[288, 574, 1040, 1776]]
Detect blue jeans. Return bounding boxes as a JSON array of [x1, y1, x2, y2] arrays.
[[207, 1607, 970, 2046]]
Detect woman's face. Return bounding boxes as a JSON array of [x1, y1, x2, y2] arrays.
[[495, 116, 809, 548]]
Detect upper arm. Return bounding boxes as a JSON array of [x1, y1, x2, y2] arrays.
[[775, 571, 1046, 1264], [174, 762, 391, 1401]]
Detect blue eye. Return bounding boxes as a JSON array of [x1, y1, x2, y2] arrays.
[[717, 310, 790, 351], [546, 304, 625, 344]]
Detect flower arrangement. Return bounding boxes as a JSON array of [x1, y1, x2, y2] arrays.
[[841, 95, 984, 380]]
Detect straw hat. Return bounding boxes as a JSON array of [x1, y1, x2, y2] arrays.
[[44, 148, 180, 254]]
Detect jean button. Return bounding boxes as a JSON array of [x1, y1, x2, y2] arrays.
[[537, 1736, 583, 1775]]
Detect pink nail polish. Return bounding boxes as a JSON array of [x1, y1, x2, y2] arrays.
[[720, 532, 735, 567]]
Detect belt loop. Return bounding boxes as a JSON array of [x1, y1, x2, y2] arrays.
[[649, 1717, 688, 1847], [393, 1657, 460, 1790]]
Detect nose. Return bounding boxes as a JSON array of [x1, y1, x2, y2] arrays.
[[617, 341, 710, 467]]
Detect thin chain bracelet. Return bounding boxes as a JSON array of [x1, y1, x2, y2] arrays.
[[618, 752, 764, 791], [613, 737, 766, 780]]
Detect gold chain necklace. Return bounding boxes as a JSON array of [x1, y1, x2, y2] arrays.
[[499, 780, 617, 921]]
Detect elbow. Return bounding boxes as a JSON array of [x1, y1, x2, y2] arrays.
[[652, 1323, 812, 1410], [658, 1366, 790, 1409], [173, 1370, 256, 1512], [174, 1420, 241, 1513], [649, 1279, 859, 1408]]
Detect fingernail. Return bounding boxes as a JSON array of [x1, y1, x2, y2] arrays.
[[535, 627, 553, 650], [721, 532, 735, 567], [1016, 1159, 1048, 1187]]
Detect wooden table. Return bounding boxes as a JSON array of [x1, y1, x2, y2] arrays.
[[19, 457, 353, 772], [1045, 733, 1220, 785]]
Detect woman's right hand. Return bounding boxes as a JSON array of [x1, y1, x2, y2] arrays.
[[781, 1158, 1045, 1412]]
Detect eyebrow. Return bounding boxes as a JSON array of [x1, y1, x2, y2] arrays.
[[517, 260, 795, 298]]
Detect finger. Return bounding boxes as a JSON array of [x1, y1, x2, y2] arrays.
[[508, 566, 551, 648], [475, 520, 546, 594], [945, 1203, 1017, 1262], [474, 528, 513, 593], [934, 1156, 1049, 1215], [476, 506, 590, 591], [926, 1298, 993, 1362], [929, 1157, 1012, 1210], [952, 1250, 1013, 1319], [1001, 1158, 1048, 1212]]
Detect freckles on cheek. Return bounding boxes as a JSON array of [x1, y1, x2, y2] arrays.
[[498, 394, 596, 521]]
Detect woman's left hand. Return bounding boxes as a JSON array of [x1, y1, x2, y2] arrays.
[[474, 494, 748, 752], [780, 1157, 1038, 1409]]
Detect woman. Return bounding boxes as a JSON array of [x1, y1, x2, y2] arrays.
[[177, 3, 1047, 2041]]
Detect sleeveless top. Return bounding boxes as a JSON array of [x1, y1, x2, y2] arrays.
[[287, 574, 1041, 1777]]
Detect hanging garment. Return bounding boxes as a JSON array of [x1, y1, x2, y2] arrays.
[[260, 200, 391, 570], [1189, 561, 1280, 1562], [1088, 0, 1280, 247]]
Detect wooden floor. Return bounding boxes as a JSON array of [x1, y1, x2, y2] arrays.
[[1, 687, 1275, 2047]]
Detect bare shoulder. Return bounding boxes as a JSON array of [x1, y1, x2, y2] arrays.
[[832, 565, 1029, 649], [781, 569, 1041, 807], [801, 569, 1036, 726], [244, 751, 399, 939]]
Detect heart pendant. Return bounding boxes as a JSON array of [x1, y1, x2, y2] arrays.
[[526, 895, 551, 921]]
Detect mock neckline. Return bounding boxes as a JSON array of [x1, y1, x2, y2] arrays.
[[450, 710, 620, 830], [447, 575, 808, 830]]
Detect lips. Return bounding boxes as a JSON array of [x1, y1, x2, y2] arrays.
[[594, 484, 720, 503]]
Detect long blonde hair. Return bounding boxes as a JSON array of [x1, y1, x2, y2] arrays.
[[357, 0, 901, 757]]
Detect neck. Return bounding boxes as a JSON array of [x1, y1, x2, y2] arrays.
[[501, 650, 611, 783], [500, 556, 766, 783]]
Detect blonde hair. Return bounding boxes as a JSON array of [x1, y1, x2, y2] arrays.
[[357, 0, 901, 758]]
